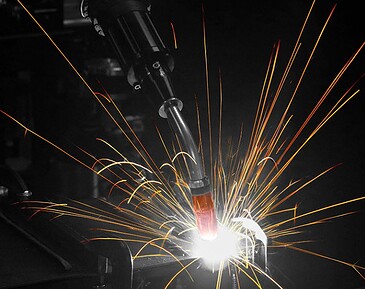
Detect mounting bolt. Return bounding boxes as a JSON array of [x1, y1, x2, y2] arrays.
[[152, 61, 160, 69], [0, 186, 9, 198], [17, 190, 32, 198], [134, 83, 142, 90]]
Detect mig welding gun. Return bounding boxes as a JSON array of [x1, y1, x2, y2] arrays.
[[81, 0, 218, 240]]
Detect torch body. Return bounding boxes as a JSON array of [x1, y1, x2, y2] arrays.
[[82, 0, 217, 240]]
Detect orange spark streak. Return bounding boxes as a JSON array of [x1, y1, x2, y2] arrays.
[[215, 260, 225, 289], [0, 110, 128, 195], [278, 242, 365, 279], [266, 196, 365, 231], [277, 4, 337, 163], [163, 258, 199, 289], [267, 164, 340, 213], [218, 69, 224, 167], [27, 203, 68, 221], [89, 227, 151, 240], [170, 22, 178, 49], [194, 94, 206, 173], [267, 211, 357, 240], [93, 91, 111, 103], [127, 180, 161, 204], [202, 4, 213, 180]]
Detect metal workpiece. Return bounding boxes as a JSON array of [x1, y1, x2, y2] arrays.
[[0, 193, 135, 288], [87, 239, 133, 289]]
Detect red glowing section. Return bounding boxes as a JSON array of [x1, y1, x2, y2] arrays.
[[192, 192, 218, 240]]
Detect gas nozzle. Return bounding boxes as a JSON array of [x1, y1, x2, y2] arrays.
[[192, 192, 217, 241], [82, 0, 217, 240]]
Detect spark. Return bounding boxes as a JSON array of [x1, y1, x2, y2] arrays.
[[202, 3, 213, 180], [96, 161, 153, 176], [163, 258, 200, 289], [171, 151, 198, 164], [277, 243, 365, 280], [170, 22, 178, 49], [127, 180, 162, 204]]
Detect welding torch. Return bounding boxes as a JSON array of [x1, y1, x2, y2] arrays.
[[82, 0, 217, 240]]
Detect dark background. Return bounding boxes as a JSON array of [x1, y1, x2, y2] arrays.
[[0, 0, 364, 288]]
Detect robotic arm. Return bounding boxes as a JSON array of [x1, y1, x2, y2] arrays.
[[81, 0, 217, 240]]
